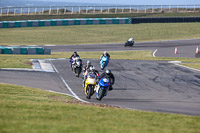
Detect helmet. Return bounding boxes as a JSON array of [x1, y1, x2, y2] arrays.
[[104, 51, 107, 56], [90, 66, 95, 71], [105, 69, 111, 75], [73, 51, 77, 56], [87, 60, 91, 65]]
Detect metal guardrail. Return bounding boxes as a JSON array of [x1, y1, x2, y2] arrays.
[[0, 5, 200, 16]]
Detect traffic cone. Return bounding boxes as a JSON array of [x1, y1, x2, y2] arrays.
[[174, 47, 178, 54], [196, 46, 199, 54]]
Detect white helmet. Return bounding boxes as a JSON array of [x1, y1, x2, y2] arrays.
[[89, 66, 95, 71], [104, 51, 107, 56], [87, 60, 91, 65]]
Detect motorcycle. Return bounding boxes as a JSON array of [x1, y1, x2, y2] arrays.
[[124, 41, 134, 47], [100, 56, 109, 70], [72, 57, 82, 77], [95, 77, 110, 101], [124, 38, 134, 47], [84, 73, 97, 99]]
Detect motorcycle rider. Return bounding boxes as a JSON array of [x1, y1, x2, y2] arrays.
[[127, 37, 134, 44], [83, 66, 99, 88], [97, 69, 115, 91], [82, 60, 92, 74], [69, 51, 80, 67], [100, 51, 110, 61]]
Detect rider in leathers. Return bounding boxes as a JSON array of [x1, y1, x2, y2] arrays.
[[69, 51, 80, 67], [82, 60, 92, 74], [97, 69, 115, 91], [83, 66, 99, 88], [100, 51, 110, 62]]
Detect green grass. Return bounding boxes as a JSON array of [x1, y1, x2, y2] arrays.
[[0, 23, 200, 45], [1, 12, 200, 21], [1, 51, 200, 69], [0, 83, 200, 133]]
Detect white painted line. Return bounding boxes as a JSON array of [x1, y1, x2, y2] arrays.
[[49, 60, 89, 103], [174, 63, 200, 72], [168, 61, 182, 64], [47, 90, 75, 97], [153, 49, 157, 57], [49, 60, 59, 73], [44, 44, 57, 46], [29, 45, 38, 47]]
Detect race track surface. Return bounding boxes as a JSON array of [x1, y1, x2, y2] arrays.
[[1, 39, 200, 115]]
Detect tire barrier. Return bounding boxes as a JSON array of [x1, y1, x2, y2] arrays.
[[0, 18, 130, 28], [132, 17, 200, 24], [0, 47, 51, 55]]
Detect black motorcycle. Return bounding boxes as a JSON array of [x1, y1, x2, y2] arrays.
[[72, 59, 82, 77], [124, 41, 134, 47]]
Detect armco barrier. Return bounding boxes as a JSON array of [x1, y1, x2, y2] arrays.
[[0, 18, 130, 28], [132, 17, 200, 24], [0, 47, 51, 55]]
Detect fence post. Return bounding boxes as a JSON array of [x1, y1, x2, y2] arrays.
[[49, 7, 51, 15], [71, 6, 73, 14], [79, 6, 80, 14], [161, 5, 162, 12], [169, 5, 171, 12], [93, 6, 95, 13], [145, 5, 147, 13], [86, 6, 88, 14], [101, 6, 103, 13], [137, 5, 139, 13], [42, 8, 44, 15], [177, 5, 179, 12], [64, 7, 66, 14], [186, 5, 188, 12], [108, 7, 110, 13], [0, 8, 2, 16], [21, 8, 23, 15], [194, 4, 196, 12], [35, 7, 37, 15], [14, 8, 16, 16], [57, 7, 59, 15], [28, 7, 30, 15], [130, 5, 131, 13], [115, 6, 117, 13], [122, 6, 124, 13], [7, 7, 9, 16]]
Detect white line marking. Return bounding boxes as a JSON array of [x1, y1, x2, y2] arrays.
[[47, 90, 75, 97], [174, 63, 200, 72], [44, 44, 57, 46], [49, 60, 89, 103], [153, 49, 157, 57]]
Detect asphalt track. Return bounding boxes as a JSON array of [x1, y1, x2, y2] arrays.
[[1, 39, 200, 116]]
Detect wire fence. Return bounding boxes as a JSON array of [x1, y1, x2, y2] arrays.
[[1, 5, 200, 16]]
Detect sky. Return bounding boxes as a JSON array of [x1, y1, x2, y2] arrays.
[[37, 0, 200, 5]]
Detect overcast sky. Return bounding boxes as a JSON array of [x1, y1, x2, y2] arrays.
[[38, 0, 200, 5]]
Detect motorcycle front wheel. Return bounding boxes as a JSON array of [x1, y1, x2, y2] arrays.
[[86, 86, 93, 99], [97, 88, 105, 101]]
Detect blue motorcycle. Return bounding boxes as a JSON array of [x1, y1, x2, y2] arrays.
[[100, 56, 109, 70], [96, 77, 110, 101]]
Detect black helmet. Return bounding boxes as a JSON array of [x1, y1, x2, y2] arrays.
[[73, 51, 77, 56], [105, 69, 111, 75]]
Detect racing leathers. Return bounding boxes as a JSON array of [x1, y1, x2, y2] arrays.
[[97, 72, 115, 90]]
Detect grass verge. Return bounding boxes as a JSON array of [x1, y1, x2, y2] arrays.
[[0, 83, 200, 133], [0, 23, 200, 45], [1, 51, 200, 69]]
